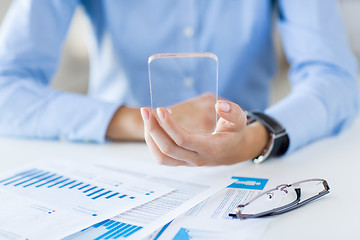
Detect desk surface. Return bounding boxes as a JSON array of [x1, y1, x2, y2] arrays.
[[1, 116, 360, 240]]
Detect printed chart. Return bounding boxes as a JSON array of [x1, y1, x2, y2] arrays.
[[64, 177, 211, 240], [0, 168, 140, 203], [78, 220, 143, 240], [0, 161, 173, 240], [64, 167, 234, 240]]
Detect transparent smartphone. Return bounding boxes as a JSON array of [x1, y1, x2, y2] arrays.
[[148, 53, 218, 133]]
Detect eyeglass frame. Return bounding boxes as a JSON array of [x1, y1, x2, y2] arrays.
[[229, 178, 330, 220]]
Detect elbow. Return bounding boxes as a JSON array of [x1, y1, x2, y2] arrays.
[[326, 67, 359, 135], [333, 81, 359, 135]]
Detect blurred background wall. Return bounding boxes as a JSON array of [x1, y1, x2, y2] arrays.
[[0, 0, 359, 104]]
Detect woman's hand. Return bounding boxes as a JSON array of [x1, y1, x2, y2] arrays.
[[106, 93, 217, 141], [141, 100, 270, 166]]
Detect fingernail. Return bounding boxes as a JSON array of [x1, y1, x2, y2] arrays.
[[140, 108, 149, 121], [217, 101, 231, 113], [157, 108, 165, 121]]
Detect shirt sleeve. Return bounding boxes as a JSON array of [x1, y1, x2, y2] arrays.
[[265, 0, 359, 154], [0, 0, 119, 142]]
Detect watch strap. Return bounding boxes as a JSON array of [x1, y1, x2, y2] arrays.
[[247, 112, 289, 163]]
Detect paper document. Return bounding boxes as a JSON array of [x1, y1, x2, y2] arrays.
[[152, 176, 272, 240], [0, 161, 173, 240], [63, 162, 235, 240]]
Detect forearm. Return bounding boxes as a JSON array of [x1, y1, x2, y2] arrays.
[[266, 67, 359, 154], [275, 0, 359, 153], [0, 78, 118, 142]]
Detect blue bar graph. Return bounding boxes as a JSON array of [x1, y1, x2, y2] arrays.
[[92, 190, 112, 200], [48, 178, 69, 188], [83, 186, 98, 193], [36, 176, 62, 187], [76, 219, 143, 240], [87, 188, 104, 197], [79, 184, 90, 190], [13, 172, 50, 186], [92, 220, 110, 228], [115, 225, 137, 238], [123, 226, 142, 238], [0, 168, 158, 240], [105, 223, 127, 239], [59, 180, 76, 188], [0, 169, 123, 201], [69, 182, 83, 189], [22, 173, 56, 187], [2, 170, 43, 186], [0, 168, 38, 184], [107, 222, 121, 230], [105, 193, 119, 199], [104, 220, 115, 227]]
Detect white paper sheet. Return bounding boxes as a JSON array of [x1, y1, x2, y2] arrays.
[[63, 162, 235, 240], [152, 176, 273, 240], [0, 161, 173, 240]]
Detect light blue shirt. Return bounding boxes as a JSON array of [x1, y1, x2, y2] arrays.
[[0, 0, 358, 154]]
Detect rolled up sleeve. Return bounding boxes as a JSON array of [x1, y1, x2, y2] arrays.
[[0, 0, 119, 142], [266, 0, 359, 153]]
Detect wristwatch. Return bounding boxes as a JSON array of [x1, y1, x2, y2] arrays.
[[246, 112, 289, 164]]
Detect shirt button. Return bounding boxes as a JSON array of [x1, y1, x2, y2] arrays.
[[183, 27, 194, 38], [184, 77, 194, 88]]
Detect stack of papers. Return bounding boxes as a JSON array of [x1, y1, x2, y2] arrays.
[[0, 159, 272, 240]]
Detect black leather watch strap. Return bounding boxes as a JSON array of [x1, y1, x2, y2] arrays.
[[247, 112, 289, 163]]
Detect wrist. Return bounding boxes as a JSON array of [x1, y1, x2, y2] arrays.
[[246, 111, 289, 163], [244, 121, 270, 161]]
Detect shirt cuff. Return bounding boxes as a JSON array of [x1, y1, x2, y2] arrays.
[[42, 91, 120, 143]]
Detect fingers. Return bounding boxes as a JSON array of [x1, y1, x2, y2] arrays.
[[144, 131, 188, 166], [141, 108, 199, 165], [215, 100, 247, 130], [155, 108, 198, 151]]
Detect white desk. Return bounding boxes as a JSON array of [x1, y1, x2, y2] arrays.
[[1, 116, 360, 240]]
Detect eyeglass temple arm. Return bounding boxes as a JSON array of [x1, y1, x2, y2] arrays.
[[230, 188, 301, 219], [270, 188, 330, 216], [268, 180, 329, 216]]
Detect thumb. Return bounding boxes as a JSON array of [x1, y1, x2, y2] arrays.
[[215, 100, 247, 131]]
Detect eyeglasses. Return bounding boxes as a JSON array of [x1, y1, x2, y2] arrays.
[[229, 178, 330, 219]]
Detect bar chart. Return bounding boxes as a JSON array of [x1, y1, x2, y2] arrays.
[[65, 176, 212, 240], [0, 168, 136, 201], [0, 161, 173, 240], [78, 219, 143, 239]]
